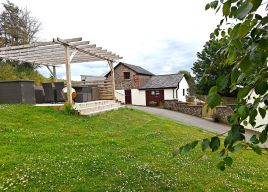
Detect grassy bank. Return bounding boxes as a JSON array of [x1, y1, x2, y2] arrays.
[[0, 105, 267, 191]]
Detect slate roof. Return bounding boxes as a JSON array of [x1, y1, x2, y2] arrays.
[[123, 63, 154, 76], [140, 74, 184, 89], [105, 62, 154, 77]]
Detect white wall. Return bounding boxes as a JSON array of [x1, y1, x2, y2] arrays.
[[131, 89, 146, 106], [115, 90, 125, 103], [244, 91, 267, 132], [177, 76, 189, 102], [164, 89, 175, 100]]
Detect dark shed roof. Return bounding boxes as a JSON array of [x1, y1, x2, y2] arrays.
[[140, 74, 184, 89], [105, 62, 154, 77]]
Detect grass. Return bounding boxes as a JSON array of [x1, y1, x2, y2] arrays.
[[0, 104, 267, 191]]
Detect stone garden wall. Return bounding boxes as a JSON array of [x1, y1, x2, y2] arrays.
[[215, 105, 234, 124], [164, 100, 203, 117], [164, 100, 234, 124]]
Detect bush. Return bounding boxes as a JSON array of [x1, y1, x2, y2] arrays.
[[0, 62, 47, 85], [64, 102, 76, 115]]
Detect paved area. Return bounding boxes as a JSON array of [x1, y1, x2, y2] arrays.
[[127, 105, 268, 148]]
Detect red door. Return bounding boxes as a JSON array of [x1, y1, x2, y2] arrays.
[[125, 90, 132, 104], [146, 90, 164, 106]]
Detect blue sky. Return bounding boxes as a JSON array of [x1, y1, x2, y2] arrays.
[[3, 0, 221, 80]]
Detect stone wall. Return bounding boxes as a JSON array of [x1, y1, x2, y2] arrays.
[[107, 64, 151, 90], [164, 100, 203, 117], [164, 100, 234, 124], [215, 105, 234, 124]]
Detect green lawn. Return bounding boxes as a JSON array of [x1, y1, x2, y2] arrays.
[[0, 105, 267, 191]]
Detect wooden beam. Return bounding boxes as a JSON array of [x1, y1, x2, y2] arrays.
[[3, 51, 122, 62], [56, 38, 119, 62], [0, 46, 112, 60], [53, 66, 57, 82], [64, 45, 72, 106], [0, 42, 94, 57], [108, 61, 116, 100], [1, 53, 110, 62], [54, 37, 82, 43], [46, 66, 54, 77], [0, 53, 121, 65], [0, 37, 123, 65], [70, 50, 78, 62], [0, 41, 54, 51]]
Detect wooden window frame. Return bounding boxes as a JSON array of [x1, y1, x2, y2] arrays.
[[123, 72, 130, 80]]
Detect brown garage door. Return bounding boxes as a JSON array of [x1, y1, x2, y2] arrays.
[[146, 90, 164, 106]]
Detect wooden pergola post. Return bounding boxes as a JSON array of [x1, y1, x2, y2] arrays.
[[64, 45, 72, 106], [108, 61, 116, 100]]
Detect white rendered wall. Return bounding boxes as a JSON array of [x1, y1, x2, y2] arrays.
[[131, 89, 146, 106], [245, 91, 267, 132], [164, 89, 175, 100], [177, 77, 189, 102], [115, 90, 125, 103]]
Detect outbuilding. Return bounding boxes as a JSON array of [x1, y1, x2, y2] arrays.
[[105, 62, 189, 106]]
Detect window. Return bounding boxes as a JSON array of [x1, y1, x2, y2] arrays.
[[123, 72, 130, 80], [183, 89, 185, 96], [151, 90, 160, 96]]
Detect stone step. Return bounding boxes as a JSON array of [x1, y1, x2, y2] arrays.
[[80, 105, 124, 116], [74, 100, 123, 116], [79, 104, 123, 116], [77, 103, 121, 114], [74, 100, 115, 109]]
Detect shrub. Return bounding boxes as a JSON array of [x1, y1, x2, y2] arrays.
[[64, 102, 75, 115]]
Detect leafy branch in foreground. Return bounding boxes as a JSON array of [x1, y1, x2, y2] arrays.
[[175, 0, 267, 170]]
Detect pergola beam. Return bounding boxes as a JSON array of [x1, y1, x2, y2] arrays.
[[1, 53, 121, 63], [0, 41, 94, 56], [54, 38, 116, 62], [54, 37, 82, 43], [0, 41, 54, 51], [0, 47, 118, 60]]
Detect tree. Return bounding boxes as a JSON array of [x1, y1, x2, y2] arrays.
[[0, 1, 41, 46], [179, 70, 196, 95], [174, 0, 267, 170], [0, 1, 45, 83], [192, 38, 236, 96]]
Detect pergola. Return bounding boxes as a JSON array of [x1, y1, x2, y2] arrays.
[[0, 37, 122, 105]]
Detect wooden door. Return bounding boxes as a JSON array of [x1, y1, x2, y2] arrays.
[[146, 90, 164, 106], [125, 90, 132, 104]]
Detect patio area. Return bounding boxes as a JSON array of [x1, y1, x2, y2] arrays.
[[0, 37, 123, 115]]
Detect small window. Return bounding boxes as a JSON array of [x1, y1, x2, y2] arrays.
[[124, 72, 130, 79], [183, 89, 185, 96], [151, 90, 160, 96]]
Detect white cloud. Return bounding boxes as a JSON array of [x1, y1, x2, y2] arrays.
[[2, 0, 221, 80]]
